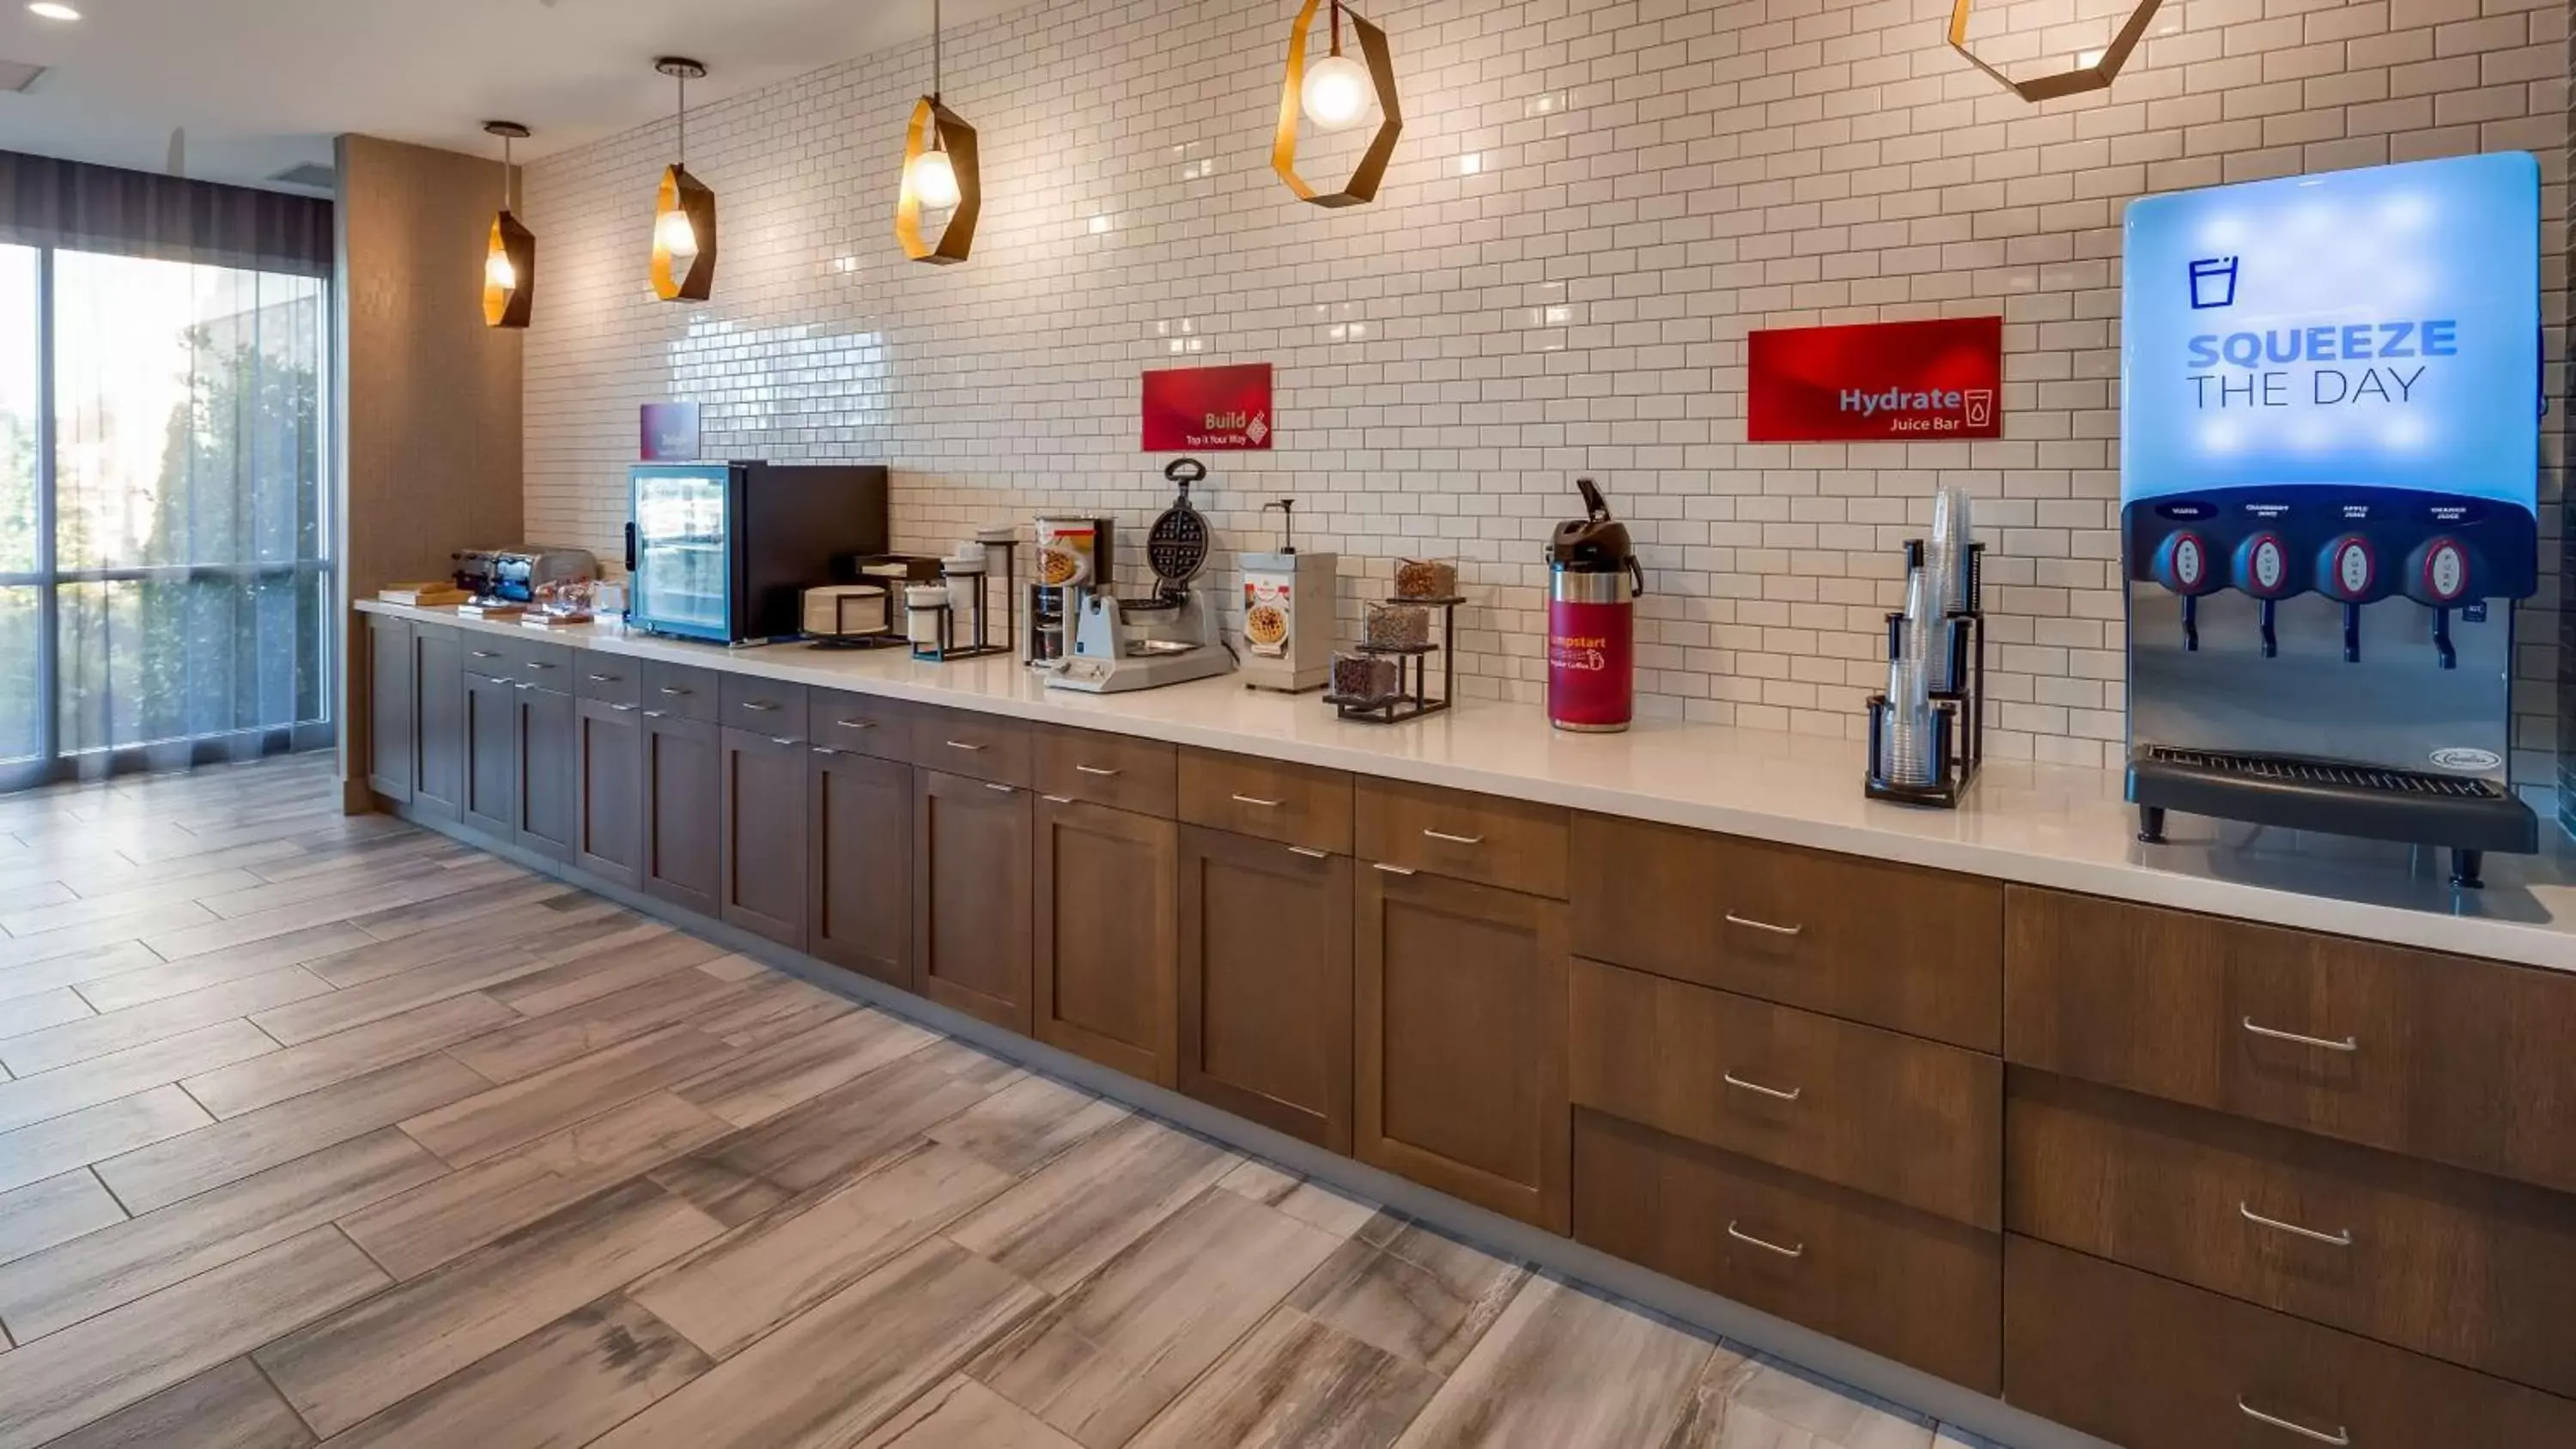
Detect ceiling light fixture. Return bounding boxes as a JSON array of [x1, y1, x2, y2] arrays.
[[26, 3, 79, 21], [650, 57, 716, 302], [1946, 0, 2164, 102], [896, 0, 980, 264], [482, 121, 535, 330], [1273, 0, 1400, 207]]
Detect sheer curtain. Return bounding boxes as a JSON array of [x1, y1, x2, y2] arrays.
[[0, 150, 332, 789]]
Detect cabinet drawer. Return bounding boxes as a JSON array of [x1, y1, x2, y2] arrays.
[[912, 707, 1031, 787], [1575, 1110, 2000, 1393], [1571, 814, 2001, 1052], [810, 690, 912, 761], [1571, 958, 2000, 1229], [574, 655, 644, 709], [2004, 886, 2576, 1196], [2007, 1069, 2576, 1399], [641, 660, 720, 722], [1035, 726, 1176, 817], [2004, 1234, 2576, 1449], [1176, 749, 1351, 855], [720, 675, 808, 739], [500, 636, 574, 688], [459, 636, 514, 678], [1355, 778, 1568, 899]]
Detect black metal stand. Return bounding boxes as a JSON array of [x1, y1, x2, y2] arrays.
[[1327, 597, 1461, 724], [912, 540, 1020, 664], [1864, 542, 1984, 808]]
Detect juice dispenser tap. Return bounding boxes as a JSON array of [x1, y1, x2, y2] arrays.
[[2231, 530, 2297, 658], [2403, 535, 2474, 670], [2316, 533, 2385, 664], [2148, 528, 2222, 652]]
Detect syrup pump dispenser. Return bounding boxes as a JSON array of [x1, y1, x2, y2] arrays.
[[1240, 498, 1336, 693]]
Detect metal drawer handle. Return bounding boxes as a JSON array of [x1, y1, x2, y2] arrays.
[[2237, 1397, 2349, 1446], [642, 709, 669, 719], [946, 739, 987, 752], [659, 685, 693, 696], [609, 703, 638, 713], [1042, 794, 1074, 804], [588, 672, 621, 682], [1421, 828, 1485, 846], [2241, 1018, 2359, 1053], [740, 700, 781, 712], [770, 736, 799, 748], [1725, 1222, 1804, 1259], [525, 660, 554, 670], [1722, 1071, 1802, 1103], [1074, 764, 1121, 777], [470, 649, 501, 659], [835, 718, 878, 730], [983, 782, 1016, 794], [1230, 793, 1282, 808], [1287, 846, 1330, 859], [2239, 1203, 2353, 1248], [1372, 862, 1417, 876], [1723, 912, 1804, 938], [811, 745, 839, 755]]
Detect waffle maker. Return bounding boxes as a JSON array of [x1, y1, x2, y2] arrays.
[[1048, 458, 1237, 694]]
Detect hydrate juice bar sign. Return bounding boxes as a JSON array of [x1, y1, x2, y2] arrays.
[[1746, 317, 2002, 442], [1142, 363, 1273, 450], [2120, 153, 2541, 508]]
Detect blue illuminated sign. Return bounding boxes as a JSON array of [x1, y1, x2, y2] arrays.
[[2121, 155, 2540, 515]]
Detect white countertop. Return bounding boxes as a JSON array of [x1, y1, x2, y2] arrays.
[[361, 600, 2576, 974]]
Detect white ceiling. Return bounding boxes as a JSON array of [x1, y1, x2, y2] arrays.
[[0, 0, 993, 193]]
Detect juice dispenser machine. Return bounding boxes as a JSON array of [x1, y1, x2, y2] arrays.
[[2121, 154, 2542, 887]]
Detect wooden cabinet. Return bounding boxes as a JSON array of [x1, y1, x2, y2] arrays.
[[641, 660, 720, 722], [812, 690, 912, 761], [1178, 749, 1352, 853], [1570, 814, 2002, 1052], [1355, 778, 1570, 899], [914, 768, 1034, 1032], [2007, 1068, 2576, 1398], [1576, 1109, 2002, 1392], [642, 712, 722, 918], [808, 746, 913, 989], [459, 668, 520, 840], [2004, 886, 2576, 1196], [720, 728, 809, 949], [411, 627, 464, 822], [913, 707, 1031, 787], [1357, 865, 1570, 1231], [2004, 1234, 2576, 1449], [575, 657, 643, 710], [513, 682, 577, 861], [720, 675, 808, 738], [1176, 825, 1353, 1152], [366, 613, 413, 801], [1032, 795, 1177, 1085], [1035, 727, 1176, 817], [574, 697, 643, 888], [1571, 957, 2001, 1229]]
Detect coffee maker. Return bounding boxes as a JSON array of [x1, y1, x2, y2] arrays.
[[2120, 155, 2542, 887]]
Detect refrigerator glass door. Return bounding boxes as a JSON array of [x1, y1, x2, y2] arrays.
[[631, 466, 732, 640]]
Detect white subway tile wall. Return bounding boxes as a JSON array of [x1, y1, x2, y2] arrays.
[[519, 0, 2568, 777]]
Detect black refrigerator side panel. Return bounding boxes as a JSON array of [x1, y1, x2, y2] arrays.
[[726, 464, 753, 640], [738, 464, 892, 641]]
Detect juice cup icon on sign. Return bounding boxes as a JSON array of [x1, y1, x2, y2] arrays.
[[1963, 390, 1993, 428], [2188, 257, 2239, 311]]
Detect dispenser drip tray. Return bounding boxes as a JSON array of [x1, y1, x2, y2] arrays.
[[2129, 744, 2537, 889]]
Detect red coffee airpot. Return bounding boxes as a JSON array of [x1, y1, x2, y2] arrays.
[[1545, 478, 1648, 732]]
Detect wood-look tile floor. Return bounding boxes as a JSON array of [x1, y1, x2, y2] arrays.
[[0, 755, 2011, 1449]]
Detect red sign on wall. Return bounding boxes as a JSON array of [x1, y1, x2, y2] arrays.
[[1143, 363, 1273, 451], [1747, 317, 2002, 442]]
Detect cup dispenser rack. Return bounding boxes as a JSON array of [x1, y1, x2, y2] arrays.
[[1865, 540, 1985, 809]]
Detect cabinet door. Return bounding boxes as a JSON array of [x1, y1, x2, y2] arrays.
[[515, 685, 577, 861], [1177, 825, 1353, 1151], [720, 727, 810, 949], [574, 697, 644, 888], [365, 614, 413, 801], [460, 671, 520, 839], [1358, 866, 1571, 1231], [914, 768, 1033, 1033], [411, 628, 464, 821], [1033, 795, 1177, 1086], [644, 712, 722, 917], [809, 747, 914, 989]]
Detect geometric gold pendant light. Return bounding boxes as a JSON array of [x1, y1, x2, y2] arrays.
[[1272, 0, 1401, 207], [481, 121, 534, 329], [1945, 0, 2164, 102], [896, 0, 979, 264], [650, 57, 717, 301]]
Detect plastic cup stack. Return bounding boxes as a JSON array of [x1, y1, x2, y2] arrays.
[[1880, 652, 1938, 787], [1923, 486, 1974, 693]]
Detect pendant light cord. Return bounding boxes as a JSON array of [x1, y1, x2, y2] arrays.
[[499, 133, 513, 211], [1329, 0, 1342, 57], [932, 0, 943, 101], [676, 70, 688, 167]]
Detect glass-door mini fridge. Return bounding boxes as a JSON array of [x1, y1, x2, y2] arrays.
[[625, 463, 890, 644]]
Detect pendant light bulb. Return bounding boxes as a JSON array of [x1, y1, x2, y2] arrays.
[[908, 146, 961, 210], [484, 248, 518, 290], [1301, 51, 1373, 130], [653, 206, 700, 267]]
